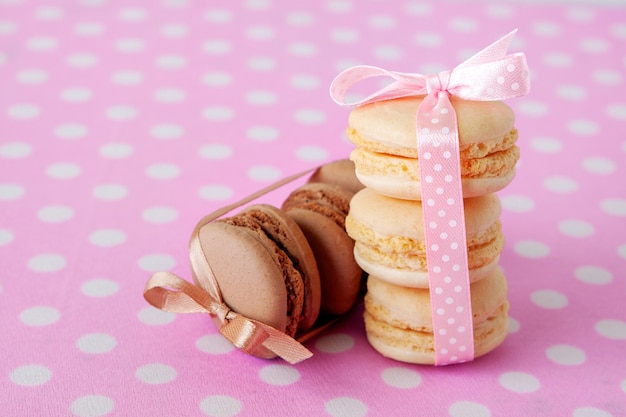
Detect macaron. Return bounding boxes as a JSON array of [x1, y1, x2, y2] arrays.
[[282, 183, 362, 316], [346, 187, 503, 288], [347, 96, 519, 200], [195, 204, 321, 358], [307, 158, 365, 194], [363, 267, 509, 364]]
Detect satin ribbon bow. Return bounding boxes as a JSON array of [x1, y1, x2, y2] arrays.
[[330, 30, 529, 365]]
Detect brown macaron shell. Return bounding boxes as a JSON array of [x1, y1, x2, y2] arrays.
[[196, 204, 321, 343], [282, 183, 362, 316]]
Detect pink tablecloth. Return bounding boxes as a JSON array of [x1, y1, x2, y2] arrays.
[[1, 1, 625, 416]]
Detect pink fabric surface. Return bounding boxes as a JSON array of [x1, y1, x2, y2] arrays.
[[1, 1, 625, 416]]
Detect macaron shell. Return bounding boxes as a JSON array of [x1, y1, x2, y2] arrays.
[[307, 159, 365, 194], [347, 96, 516, 157]]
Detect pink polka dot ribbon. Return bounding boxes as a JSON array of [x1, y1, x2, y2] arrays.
[[330, 30, 530, 365]]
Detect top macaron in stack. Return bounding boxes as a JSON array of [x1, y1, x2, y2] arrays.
[[344, 96, 518, 364]]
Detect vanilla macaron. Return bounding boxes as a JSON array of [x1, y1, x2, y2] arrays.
[[346, 187, 503, 288], [347, 96, 519, 200], [364, 267, 509, 364]]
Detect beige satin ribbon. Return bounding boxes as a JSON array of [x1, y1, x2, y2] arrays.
[[144, 167, 337, 364]]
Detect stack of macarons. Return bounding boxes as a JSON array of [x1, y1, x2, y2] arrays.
[[194, 160, 364, 360], [344, 96, 518, 364]]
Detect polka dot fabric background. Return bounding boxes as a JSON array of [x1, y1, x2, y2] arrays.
[[1, 0, 625, 416]]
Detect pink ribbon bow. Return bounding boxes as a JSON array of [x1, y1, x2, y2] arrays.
[[330, 30, 530, 365]]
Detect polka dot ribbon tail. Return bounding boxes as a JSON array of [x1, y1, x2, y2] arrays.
[[330, 30, 530, 365]]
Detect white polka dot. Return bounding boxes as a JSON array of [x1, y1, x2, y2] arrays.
[[0, 142, 32, 158], [20, 306, 61, 326], [142, 206, 178, 224], [155, 55, 187, 70], [530, 136, 562, 153], [501, 195, 535, 212], [202, 106, 234, 121], [0, 229, 14, 246], [26, 36, 58, 51], [198, 184, 234, 201], [514, 241, 550, 258], [406, 2, 432, 14], [413, 32, 442, 47], [617, 243, 626, 260], [558, 219, 594, 238], [449, 17, 477, 32], [325, 397, 367, 417], [508, 317, 520, 333], [17, 69, 49, 84], [593, 69, 622, 86], [246, 126, 278, 142], [294, 109, 326, 124], [247, 56, 276, 71], [93, 184, 128, 200], [137, 306, 176, 325], [47, 163, 82, 179], [290, 74, 320, 90], [81, 278, 119, 298], [607, 104, 626, 120], [315, 333, 355, 353], [531, 289, 568, 309], [196, 334, 235, 355], [10, 365, 52, 387], [326, 0, 353, 13], [543, 52, 572, 67], [295, 145, 328, 161], [556, 84, 586, 100], [580, 37, 609, 54], [7, 103, 40, 119], [199, 395, 241, 417], [0, 183, 24, 200], [595, 319, 626, 340], [67, 53, 98, 68], [89, 229, 127, 247], [545, 344, 586, 366], [77, 333, 117, 354], [28, 254, 66, 272], [70, 395, 114, 417], [247, 165, 281, 182], [374, 45, 403, 60], [582, 156, 616, 175], [246, 25, 275, 41], [138, 254, 175, 272], [136, 363, 177, 384], [568, 119, 599, 136], [532, 21, 561, 37], [37, 205, 74, 223], [154, 88, 186, 103], [543, 176, 578, 193], [286, 12, 314, 26], [100, 143, 133, 159], [202, 72, 232, 88], [572, 407, 613, 417], [150, 124, 183, 140], [498, 371, 541, 393], [331, 28, 360, 43], [287, 42, 317, 57], [601, 198, 626, 216], [119, 7, 147, 22], [0, 21, 17, 35], [203, 10, 232, 24], [60, 87, 93, 103], [74, 22, 104, 36], [115, 38, 145, 53], [202, 40, 231, 54], [516, 100, 548, 116], [106, 105, 138, 121], [54, 124, 87, 140], [259, 364, 300, 386], [146, 163, 180, 180], [111, 70, 143, 85], [245, 90, 277, 106], [381, 367, 422, 389], [567, 7, 595, 22], [449, 401, 491, 417], [369, 14, 396, 29], [160, 24, 188, 38]]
